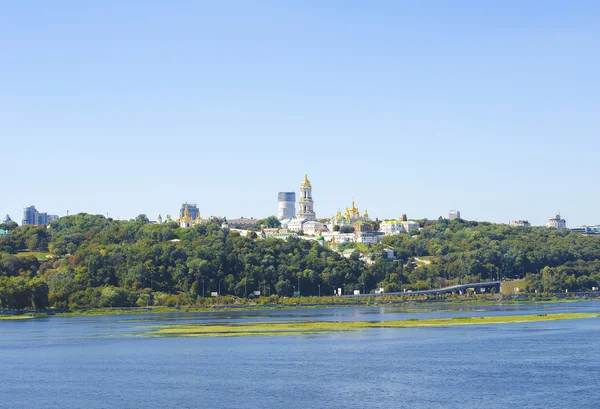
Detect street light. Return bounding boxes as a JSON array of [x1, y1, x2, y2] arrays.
[[298, 276, 300, 296], [202, 278, 205, 298], [318, 284, 321, 298], [292, 285, 295, 297], [218, 278, 223, 296], [362, 282, 365, 295]]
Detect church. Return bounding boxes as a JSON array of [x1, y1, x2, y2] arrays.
[[282, 174, 324, 235]]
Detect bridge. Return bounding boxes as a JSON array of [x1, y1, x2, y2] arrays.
[[346, 281, 501, 297]]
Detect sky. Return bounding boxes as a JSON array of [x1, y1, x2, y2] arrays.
[[1, 1, 599, 226]]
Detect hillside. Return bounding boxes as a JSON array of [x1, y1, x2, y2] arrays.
[[1, 215, 599, 309]]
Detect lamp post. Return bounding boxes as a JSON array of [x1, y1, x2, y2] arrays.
[[318, 284, 321, 298], [298, 276, 300, 296], [218, 278, 223, 296], [202, 278, 205, 298], [292, 285, 295, 297], [362, 282, 365, 295]]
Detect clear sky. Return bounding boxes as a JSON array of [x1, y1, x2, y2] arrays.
[[1, 1, 599, 226]]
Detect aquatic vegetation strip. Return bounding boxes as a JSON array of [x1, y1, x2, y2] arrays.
[[151, 313, 599, 337]]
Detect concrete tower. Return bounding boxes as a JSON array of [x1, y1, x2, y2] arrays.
[[297, 174, 316, 221], [277, 192, 296, 220]]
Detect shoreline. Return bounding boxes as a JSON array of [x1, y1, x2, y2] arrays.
[[1, 295, 598, 320]]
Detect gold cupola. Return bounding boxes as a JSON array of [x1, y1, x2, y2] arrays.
[[301, 173, 311, 187]]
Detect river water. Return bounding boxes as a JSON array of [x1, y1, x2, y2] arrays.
[[1, 301, 599, 409]]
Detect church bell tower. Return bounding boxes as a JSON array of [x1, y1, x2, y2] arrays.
[[297, 174, 316, 221]]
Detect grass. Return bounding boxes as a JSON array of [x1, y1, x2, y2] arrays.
[[15, 251, 54, 259], [150, 312, 599, 338], [0, 315, 35, 320]]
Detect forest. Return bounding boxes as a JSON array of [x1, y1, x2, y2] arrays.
[[1, 214, 599, 309]]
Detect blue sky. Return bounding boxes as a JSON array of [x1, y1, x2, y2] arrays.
[[1, 1, 599, 226]]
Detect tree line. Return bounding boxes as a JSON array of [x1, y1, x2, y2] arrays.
[[1, 215, 599, 309]]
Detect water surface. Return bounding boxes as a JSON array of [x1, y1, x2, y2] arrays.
[[1, 301, 599, 408]]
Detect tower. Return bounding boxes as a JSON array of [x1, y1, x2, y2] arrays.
[[297, 174, 316, 221], [277, 192, 296, 220]]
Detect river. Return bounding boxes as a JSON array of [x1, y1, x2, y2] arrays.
[[1, 301, 599, 408]]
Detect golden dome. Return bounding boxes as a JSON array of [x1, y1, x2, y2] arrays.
[[181, 204, 192, 221], [301, 173, 311, 187], [364, 210, 369, 218]]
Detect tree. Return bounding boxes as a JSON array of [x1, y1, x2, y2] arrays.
[[340, 225, 354, 234], [135, 214, 150, 224], [256, 216, 281, 229], [0, 221, 18, 231]]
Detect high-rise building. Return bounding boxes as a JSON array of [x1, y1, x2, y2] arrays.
[[22, 205, 59, 226], [297, 174, 316, 221], [546, 214, 566, 230], [277, 192, 296, 220], [449, 209, 461, 220], [179, 203, 199, 221]]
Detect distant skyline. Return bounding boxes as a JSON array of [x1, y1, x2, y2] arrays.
[[2, 1, 599, 226]]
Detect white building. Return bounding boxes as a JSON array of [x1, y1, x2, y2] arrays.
[[287, 218, 306, 232], [546, 214, 566, 230], [356, 232, 385, 245], [322, 231, 355, 244], [449, 209, 461, 220], [510, 220, 531, 227], [302, 221, 325, 236], [401, 221, 420, 233], [379, 220, 404, 235]]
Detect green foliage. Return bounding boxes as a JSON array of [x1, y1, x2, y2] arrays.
[[340, 225, 355, 234], [0, 214, 599, 310], [255, 216, 281, 229]]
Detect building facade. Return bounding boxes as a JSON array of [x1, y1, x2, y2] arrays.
[[302, 221, 325, 235], [401, 221, 420, 233], [379, 220, 404, 235], [546, 214, 566, 230], [449, 209, 461, 220], [379, 219, 420, 235], [228, 217, 259, 228], [510, 220, 531, 227], [297, 174, 316, 221], [277, 192, 296, 220], [570, 225, 600, 235], [22, 205, 59, 226], [355, 232, 385, 245], [286, 218, 306, 232]]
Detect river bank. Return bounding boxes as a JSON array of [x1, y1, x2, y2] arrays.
[[1, 293, 598, 320]]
